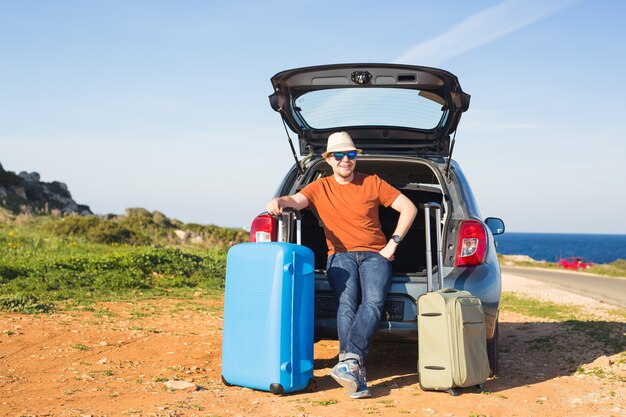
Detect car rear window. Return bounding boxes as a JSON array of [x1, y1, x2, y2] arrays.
[[294, 88, 447, 130]]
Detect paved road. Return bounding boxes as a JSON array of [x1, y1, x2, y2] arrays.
[[502, 266, 626, 308]]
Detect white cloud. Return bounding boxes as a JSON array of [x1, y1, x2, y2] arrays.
[[395, 0, 579, 65]]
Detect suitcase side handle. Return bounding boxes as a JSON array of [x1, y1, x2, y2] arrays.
[[275, 207, 302, 245]]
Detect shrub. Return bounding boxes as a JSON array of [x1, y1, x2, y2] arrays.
[[0, 208, 238, 304], [151, 210, 171, 227], [93, 268, 150, 290], [0, 243, 228, 302], [0, 263, 30, 284], [0, 294, 54, 314], [87, 221, 149, 245], [588, 258, 626, 278], [184, 223, 248, 247], [45, 215, 150, 245], [47, 216, 102, 237]]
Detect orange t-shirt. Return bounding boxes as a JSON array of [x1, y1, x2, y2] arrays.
[[300, 173, 401, 256]]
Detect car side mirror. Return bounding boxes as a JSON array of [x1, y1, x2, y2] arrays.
[[485, 217, 505, 235]]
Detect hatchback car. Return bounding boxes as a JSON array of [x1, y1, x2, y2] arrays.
[[558, 256, 594, 270], [250, 64, 505, 373]]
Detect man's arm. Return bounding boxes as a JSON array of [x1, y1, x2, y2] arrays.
[[266, 193, 310, 216], [379, 193, 418, 261]]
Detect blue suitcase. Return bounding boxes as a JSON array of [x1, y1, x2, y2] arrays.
[[221, 210, 315, 394]]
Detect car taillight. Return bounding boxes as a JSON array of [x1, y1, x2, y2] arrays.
[[455, 220, 487, 267], [249, 214, 277, 242]]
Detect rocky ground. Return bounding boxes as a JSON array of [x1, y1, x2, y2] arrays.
[[1, 270, 625, 417]]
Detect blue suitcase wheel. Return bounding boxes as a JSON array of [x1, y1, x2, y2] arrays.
[[221, 375, 233, 387], [306, 378, 317, 392], [269, 383, 284, 395]]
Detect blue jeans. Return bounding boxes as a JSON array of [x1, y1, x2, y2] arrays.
[[326, 251, 392, 364]]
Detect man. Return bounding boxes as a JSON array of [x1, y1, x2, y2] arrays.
[[266, 131, 417, 399]]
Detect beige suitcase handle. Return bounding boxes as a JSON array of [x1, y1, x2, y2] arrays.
[[423, 202, 443, 292]]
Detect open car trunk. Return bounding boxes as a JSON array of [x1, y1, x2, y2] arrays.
[[297, 158, 446, 275]]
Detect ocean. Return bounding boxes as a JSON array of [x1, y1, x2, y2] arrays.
[[494, 232, 626, 264]]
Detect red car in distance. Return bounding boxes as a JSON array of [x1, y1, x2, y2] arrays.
[[557, 256, 594, 271]]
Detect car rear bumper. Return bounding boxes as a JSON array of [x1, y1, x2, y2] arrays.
[[313, 261, 501, 343]]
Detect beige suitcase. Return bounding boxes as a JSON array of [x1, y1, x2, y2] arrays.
[[417, 203, 491, 395]]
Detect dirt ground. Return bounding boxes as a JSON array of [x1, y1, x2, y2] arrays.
[[1, 270, 625, 417]]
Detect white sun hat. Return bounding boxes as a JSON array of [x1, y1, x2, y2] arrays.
[[322, 131, 363, 158]]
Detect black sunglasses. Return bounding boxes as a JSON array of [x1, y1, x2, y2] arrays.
[[332, 151, 357, 161]]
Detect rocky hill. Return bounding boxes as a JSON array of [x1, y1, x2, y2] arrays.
[[0, 162, 92, 216]]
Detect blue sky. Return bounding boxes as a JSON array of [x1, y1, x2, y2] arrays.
[[1, 0, 625, 234]]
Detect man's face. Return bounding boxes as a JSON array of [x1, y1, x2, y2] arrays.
[[325, 151, 357, 179]]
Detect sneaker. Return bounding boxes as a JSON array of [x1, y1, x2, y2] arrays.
[[330, 359, 359, 392], [349, 365, 371, 399]]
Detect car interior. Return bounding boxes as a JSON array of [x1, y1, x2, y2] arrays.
[[293, 159, 446, 275]]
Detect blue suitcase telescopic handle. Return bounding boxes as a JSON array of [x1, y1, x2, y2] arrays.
[[275, 208, 302, 245], [274, 207, 303, 391]]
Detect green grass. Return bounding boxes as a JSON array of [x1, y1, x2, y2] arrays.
[[0, 210, 243, 313], [526, 335, 558, 352], [312, 399, 338, 406], [170, 300, 222, 314], [576, 363, 626, 382], [73, 343, 90, 351], [565, 320, 626, 353], [587, 259, 626, 278], [501, 292, 582, 321], [502, 292, 626, 355]]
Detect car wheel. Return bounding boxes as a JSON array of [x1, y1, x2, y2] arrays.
[[487, 320, 499, 376]]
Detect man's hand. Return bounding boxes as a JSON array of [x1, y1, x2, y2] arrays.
[[266, 193, 309, 216], [379, 241, 397, 261], [380, 193, 417, 261], [266, 198, 283, 216]]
